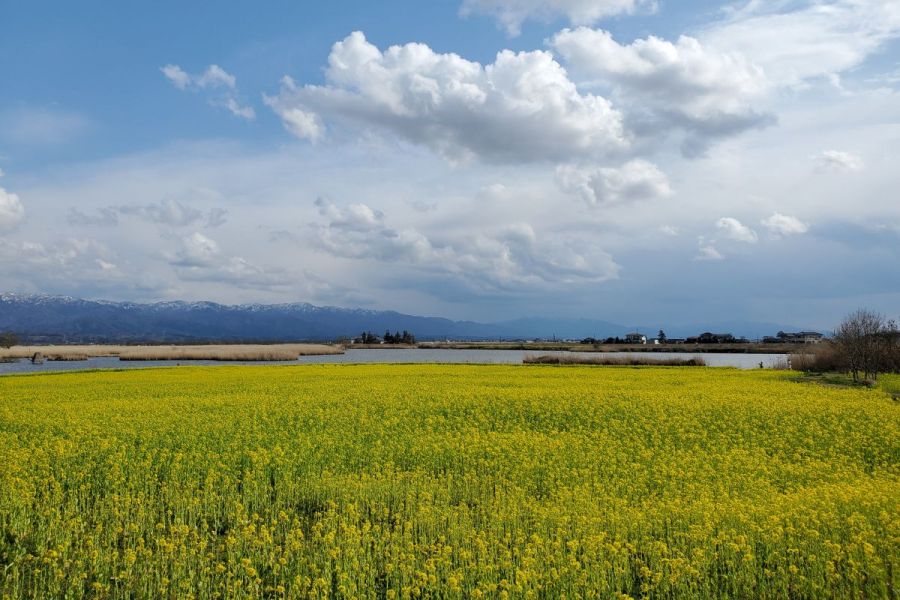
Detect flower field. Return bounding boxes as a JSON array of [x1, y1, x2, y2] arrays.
[[0, 365, 897, 598]]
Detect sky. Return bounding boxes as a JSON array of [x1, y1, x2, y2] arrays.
[[1, 0, 899, 328]]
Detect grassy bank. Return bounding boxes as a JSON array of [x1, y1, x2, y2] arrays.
[[800, 371, 900, 398], [0, 343, 343, 362], [0, 365, 896, 598]]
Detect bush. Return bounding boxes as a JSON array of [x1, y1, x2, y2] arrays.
[[790, 343, 845, 373]]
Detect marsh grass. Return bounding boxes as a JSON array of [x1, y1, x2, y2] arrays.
[[790, 343, 844, 372], [0, 344, 343, 362]]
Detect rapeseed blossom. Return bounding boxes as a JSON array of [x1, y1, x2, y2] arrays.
[[0, 365, 897, 598]]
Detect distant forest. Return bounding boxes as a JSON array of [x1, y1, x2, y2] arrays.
[[357, 331, 416, 345]]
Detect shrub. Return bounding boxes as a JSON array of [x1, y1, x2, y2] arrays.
[[790, 343, 845, 373]]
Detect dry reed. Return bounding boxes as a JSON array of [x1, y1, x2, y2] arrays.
[[0, 344, 343, 362], [790, 343, 844, 372]]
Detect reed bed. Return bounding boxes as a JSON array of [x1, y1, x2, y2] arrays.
[[790, 343, 845, 372], [0, 344, 343, 362], [524, 353, 707, 366], [118, 346, 302, 361]]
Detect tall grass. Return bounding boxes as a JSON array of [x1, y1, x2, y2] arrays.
[[790, 343, 844, 372], [0, 343, 343, 362]]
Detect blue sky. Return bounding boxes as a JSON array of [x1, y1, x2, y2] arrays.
[[1, 0, 899, 328]]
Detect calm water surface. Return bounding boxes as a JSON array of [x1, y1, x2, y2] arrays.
[[0, 349, 786, 375]]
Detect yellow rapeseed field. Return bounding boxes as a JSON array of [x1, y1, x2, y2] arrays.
[[0, 365, 897, 599]]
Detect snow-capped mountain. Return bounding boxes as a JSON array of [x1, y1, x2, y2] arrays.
[[0, 293, 805, 343], [0, 293, 512, 343]]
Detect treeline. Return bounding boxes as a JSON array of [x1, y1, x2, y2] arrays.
[[357, 330, 416, 345], [794, 309, 899, 381], [0, 332, 19, 348]]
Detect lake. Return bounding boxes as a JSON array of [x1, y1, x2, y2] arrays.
[[0, 349, 786, 375]]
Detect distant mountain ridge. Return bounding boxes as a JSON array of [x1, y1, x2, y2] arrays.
[[0, 293, 811, 343]]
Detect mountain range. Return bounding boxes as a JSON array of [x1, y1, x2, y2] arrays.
[[0, 293, 809, 343]]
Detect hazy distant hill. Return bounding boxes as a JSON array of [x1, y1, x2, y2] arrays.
[[0, 293, 809, 343], [0, 293, 502, 343]]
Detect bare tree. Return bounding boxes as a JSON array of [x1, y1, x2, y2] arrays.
[[879, 319, 900, 375], [833, 309, 896, 381]]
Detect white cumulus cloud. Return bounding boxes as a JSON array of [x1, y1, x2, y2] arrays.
[[161, 64, 254, 120], [815, 150, 864, 172], [556, 159, 671, 206], [551, 27, 772, 153], [716, 217, 758, 243], [459, 0, 656, 36], [695, 244, 724, 261], [169, 232, 285, 288], [172, 232, 221, 267], [0, 187, 25, 230], [160, 64, 191, 90], [694, 237, 725, 261], [195, 65, 236, 89], [265, 31, 628, 163], [762, 213, 809, 236]]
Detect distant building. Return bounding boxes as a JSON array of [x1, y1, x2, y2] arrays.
[[624, 332, 647, 344], [762, 331, 824, 344], [686, 332, 738, 344], [352, 333, 383, 344]]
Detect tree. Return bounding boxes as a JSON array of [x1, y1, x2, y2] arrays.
[[0, 332, 19, 348], [833, 309, 894, 381], [658, 329, 667, 343], [878, 319, 900, 375]]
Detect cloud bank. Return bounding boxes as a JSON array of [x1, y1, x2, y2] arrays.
[[313, 198, 619, 290]]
